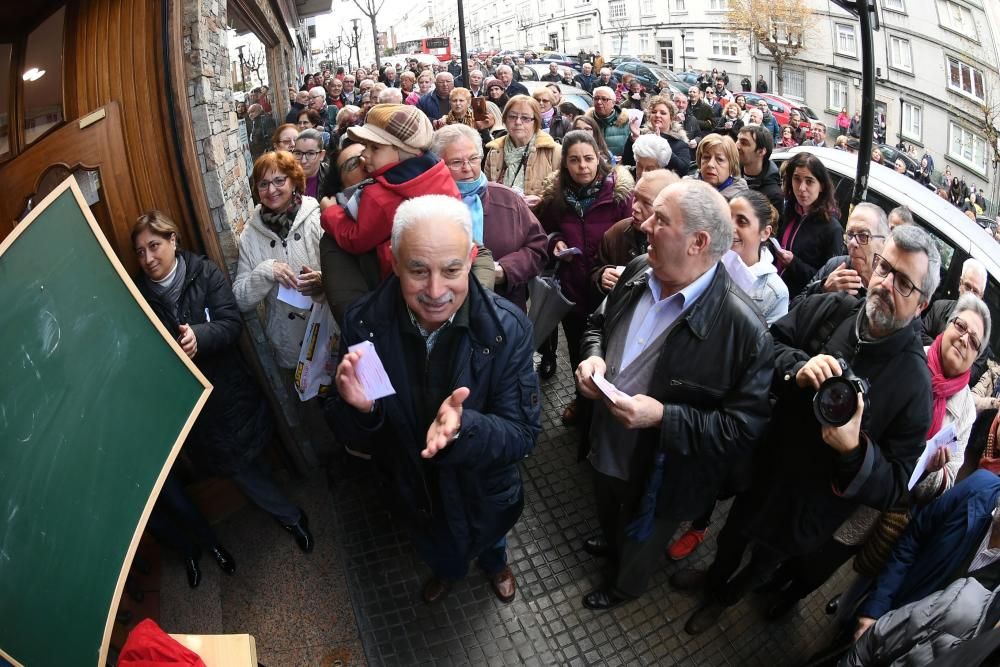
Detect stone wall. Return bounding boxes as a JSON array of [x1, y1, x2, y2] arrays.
[[181, 0, 320, 474], [181, 0, 304, 274]]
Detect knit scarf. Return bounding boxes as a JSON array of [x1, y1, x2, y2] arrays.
[[563, 174, 605, 218], [540, 107, 555, 129], [259, 192, 302, 240], [457, 172, 488, 244], [927, 334, 972, 438], [502, 137, 532, 192]]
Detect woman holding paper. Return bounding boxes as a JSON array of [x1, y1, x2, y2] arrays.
[[132, 212, 315, 557], [534, 130, 634, 428], [233, 150, 324, 370]]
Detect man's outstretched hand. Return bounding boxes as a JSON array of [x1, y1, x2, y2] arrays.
[[424, 387, 471, 458]]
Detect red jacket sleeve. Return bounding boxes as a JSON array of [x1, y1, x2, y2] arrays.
[[320, 195, 391, 255]]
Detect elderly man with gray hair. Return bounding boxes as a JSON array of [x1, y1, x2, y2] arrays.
[[327, 194, 541, 606], [679, 223, 941, 635], [573, 179, 774, 610], [791, 202, 890, 308], [922, 257, 992, 384]]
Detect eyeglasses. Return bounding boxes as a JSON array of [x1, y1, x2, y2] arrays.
[[338, 155, 362, 173], [256, 175, 288, 191], [844, 231, 885, 245], [950, 316, 983, 352], [277, 139, 296, 148], [445, 156, 481, 169], [959, 279, 984, 298], [872, 253, 924, 298], [507, 113, 534, 124], [292, 150, 322, 161]]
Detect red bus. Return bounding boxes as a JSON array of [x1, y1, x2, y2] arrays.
[[395, 36, 452, 61]]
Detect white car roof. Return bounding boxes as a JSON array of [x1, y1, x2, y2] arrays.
[[775, 146, 1000, 280]]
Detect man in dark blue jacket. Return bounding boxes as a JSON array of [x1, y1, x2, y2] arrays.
[[854, 469, 1000, 640], [326, 194, 541, 605]]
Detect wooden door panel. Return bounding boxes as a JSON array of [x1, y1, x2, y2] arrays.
[[0, 103, 144, 274]]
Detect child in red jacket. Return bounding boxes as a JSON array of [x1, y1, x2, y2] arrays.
[[320, 104, 460, 278]]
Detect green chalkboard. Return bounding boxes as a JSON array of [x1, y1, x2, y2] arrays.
[[0, 178, 211, 666]]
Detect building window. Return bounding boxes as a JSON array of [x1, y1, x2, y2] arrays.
[[673, 0, 686, 10], [611, 35, 628, 55], [883, 0, 905, 11], [640, 34, 650, 54], [835, 23, 857, 56], [640, 0, 654, 15], [609, 0, 626, 20], [684, 31, 696, 55], [937, 0, 978, 40], [577, 18, 592, 37], [827, 79, 848, 112], [775, 68, 805, 100], [947, 56, 986, 102], [888, 36, 912, 72], [708, 0, 729, 10], [710, 32, 738, 58], [901, 102, 921, 141], [949, 122, 988, 173]]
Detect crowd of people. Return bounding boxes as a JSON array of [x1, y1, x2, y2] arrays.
[[139, 54, 1000, 666]]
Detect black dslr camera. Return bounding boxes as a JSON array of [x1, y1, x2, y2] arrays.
[[813, 357, 870, 427]]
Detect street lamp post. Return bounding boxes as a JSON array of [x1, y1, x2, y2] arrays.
[[236, 44, 247, 90]]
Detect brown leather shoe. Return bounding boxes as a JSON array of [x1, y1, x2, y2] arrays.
[[422, 577, 450, 604], [490, 566, 516, 603]]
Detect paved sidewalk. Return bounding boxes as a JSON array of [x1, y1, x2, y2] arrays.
[[330, 354, 854, 667]]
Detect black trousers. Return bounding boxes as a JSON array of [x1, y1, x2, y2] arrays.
[[593, 469, 680, 599], [782, 538, 859, 602], [703, 494, 787, 606], [147, 474, 219, 559]]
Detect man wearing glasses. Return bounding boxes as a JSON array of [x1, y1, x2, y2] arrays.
[[790, 203, 889, 308], [677, 224, 940, 635]]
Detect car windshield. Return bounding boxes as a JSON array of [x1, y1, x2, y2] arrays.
[[797, 105, 819, 120]]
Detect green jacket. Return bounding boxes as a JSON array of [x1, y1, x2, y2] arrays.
[[587, 106, 631, 158]]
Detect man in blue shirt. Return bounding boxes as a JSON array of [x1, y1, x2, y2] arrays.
[[574, 180, 774, 610]]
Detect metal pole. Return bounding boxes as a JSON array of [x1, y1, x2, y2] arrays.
[[853, 0, 876, 206], [456, 0, 470, 88]]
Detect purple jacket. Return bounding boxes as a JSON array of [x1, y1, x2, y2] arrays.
[[537, 167, 635, 314], [481, 183, 549, 311]]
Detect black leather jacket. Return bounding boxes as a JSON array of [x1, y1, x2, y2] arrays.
[[581, 257, 774, 520]]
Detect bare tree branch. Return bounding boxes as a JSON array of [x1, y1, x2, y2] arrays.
[[352, 0, 386, 69], [726, 0, 816, 96]]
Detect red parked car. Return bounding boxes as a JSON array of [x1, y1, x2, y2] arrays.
[[738, 92, 818, 139]]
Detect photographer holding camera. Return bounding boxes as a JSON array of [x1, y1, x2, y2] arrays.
[[676, 225, 939, 634]]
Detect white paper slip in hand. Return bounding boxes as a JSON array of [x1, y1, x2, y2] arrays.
[[348, 340, 397, 401], [277, 284, 313, 309], [907, 422, 959, 490], [592, 373, 630, 405]]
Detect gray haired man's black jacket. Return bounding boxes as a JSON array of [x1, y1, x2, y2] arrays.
[[580, 255, 774, 521]]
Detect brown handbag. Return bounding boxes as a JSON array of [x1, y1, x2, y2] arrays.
[[979, 411, 1000, 474]]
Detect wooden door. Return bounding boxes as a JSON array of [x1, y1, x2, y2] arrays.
[[0, 103, 147, 275]]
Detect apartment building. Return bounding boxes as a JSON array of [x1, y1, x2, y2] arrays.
[[438, 0, 997, 195]]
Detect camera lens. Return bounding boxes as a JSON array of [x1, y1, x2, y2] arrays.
[[813, 376, 858, 427]]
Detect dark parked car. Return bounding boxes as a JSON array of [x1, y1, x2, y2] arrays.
[[605, 55, 658, 69], [876, 144, 921, 176], [613, 62, 680, 90]]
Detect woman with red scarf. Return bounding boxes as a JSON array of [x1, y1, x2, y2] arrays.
[[918, 294, 990, 492]]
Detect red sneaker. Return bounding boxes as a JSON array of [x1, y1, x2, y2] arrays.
[[667, 528, 708, 561]]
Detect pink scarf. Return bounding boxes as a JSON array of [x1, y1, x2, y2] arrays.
[[926, 334, 971, 438]]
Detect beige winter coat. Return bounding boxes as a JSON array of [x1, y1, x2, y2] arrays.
[[483, 131, 561, 198], [233, 196, 324, 369]]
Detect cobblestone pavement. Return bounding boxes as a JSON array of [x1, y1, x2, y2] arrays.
[[329, 349, 853, 667]]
